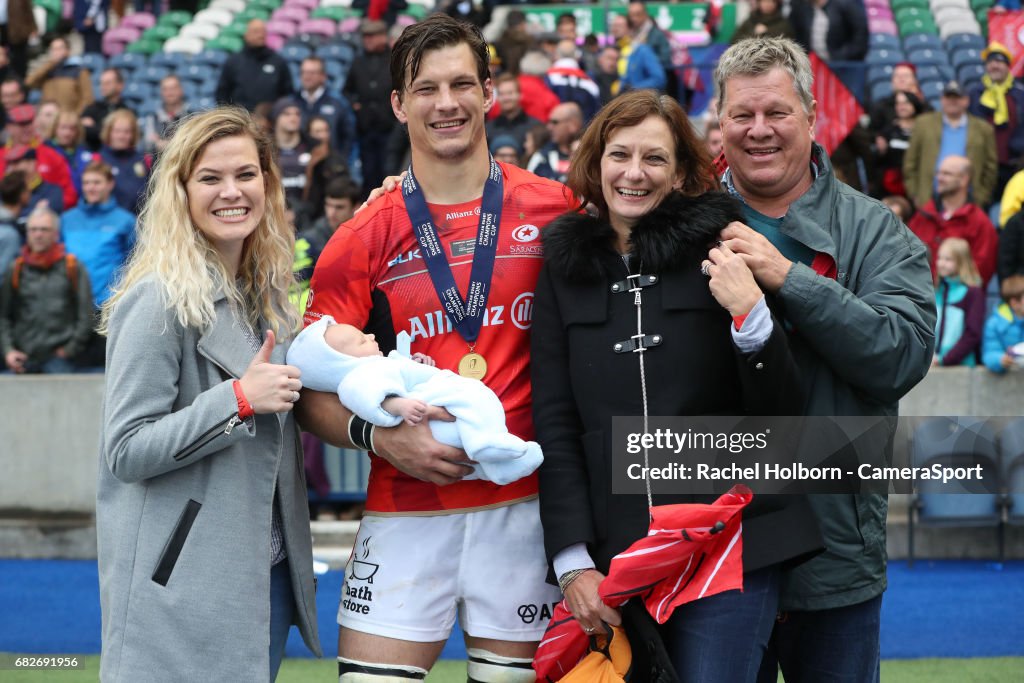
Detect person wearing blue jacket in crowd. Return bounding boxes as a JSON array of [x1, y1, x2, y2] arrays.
[[933, 237, 985, 367], [294, 57, 357, 165], [983, 274, 1024, 372], [90, 109, 151, 215], [61, 160, 136, 307], [609, 13, 666, 92]]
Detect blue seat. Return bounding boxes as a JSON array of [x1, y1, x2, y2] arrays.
[[871, 81, 894, 102], [903, 33, 943, 52], [945, 32, 986, 52], [137, 64, 171, 84], [951, 47, 982, 69], [322, 59, 345, 81], [148, 51, 188, 71], [177, 63, 207, 84], [915, 64, 954, 84], [908, 418, 1003, 566], [193, 49, 229, 69], [79, 53, 107, 74], [281, 43, 313, 63], [906, 48, 950, 66], [867, 64, 895, 87], [870, 33, 902, 51], [179, 80, 201, 101], [122, 81, 154, 106], [318, 42, 355, 65], [109, 51, 148, 74], [866, 49, 906, 66], [195, 96, 217, 111], [920, 79, 945, 101], [958, 62, 986, 87]]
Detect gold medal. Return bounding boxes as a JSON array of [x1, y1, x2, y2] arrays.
[[458, 352, 488, 380]]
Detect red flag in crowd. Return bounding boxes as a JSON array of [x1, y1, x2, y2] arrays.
[[532, 486, 752, 682], [987, 10, 1024, 78], [810, 52, 864, 156]]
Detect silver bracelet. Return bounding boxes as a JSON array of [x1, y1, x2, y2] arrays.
[[557, 568, 591, 594]]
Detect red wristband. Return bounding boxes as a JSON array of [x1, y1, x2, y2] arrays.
[[232, 380, 254, 419], [733, 313, 749, 331]]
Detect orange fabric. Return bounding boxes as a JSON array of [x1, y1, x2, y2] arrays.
[[560, 625, 632, 683]]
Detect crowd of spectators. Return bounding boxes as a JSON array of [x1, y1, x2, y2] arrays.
[[2, 0, 1024, 378]]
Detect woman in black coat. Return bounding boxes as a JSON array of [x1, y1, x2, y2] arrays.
[[531, 90, 822, 681]]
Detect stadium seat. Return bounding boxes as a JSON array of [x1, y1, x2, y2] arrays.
[[193, 49, 230, 69], [267, 33, 287, 51], [338, 17, 361, 35], [137, 64, 171, 84], [121, 11, 157, 31], [126, 39, 163, 56], [267, 19, 299, 38], [870, 33, 902, 51], [195, 96, 218, 111], [281, 42, 314, 62], [907, 48, 950, 66], [220, 21, 248, 40], [896, 7, 932, 24], [958, 62, 986, 88], [322, 59, 346, 81], [194, 8, 234, 27], [920, 79, 945, 101], [899, 18, 939, 37], [251, 0, 284, 10], [946, 32, 986, 51], [299, 18, 336, 38], [158, 11, 193, 29], [79, 52, 107, 74], [237, 7, 271, 24], [103, 25, 142, 56], [209, 0, 246, 12], [904, 33, 944, 52], [1000, 418, 1024, 526], [311, 5, 354, 21], [110, 51, 148, 73], [206, 35, 244, 53], [866, 48, 906, 65], [908, 417, 1003, 566], [867, 64, 895, 87], [148, 51, 187, 70], [871, 81, 894, 101], [123, 80, 154, 104], [285, 0, 320, 10], [867, 5, 895, 22], [180, 23, 221, 42], [951, 46, 983, 68], [318, 41, 355, 65], [915, 64, 945, 83], [273, 6, 309, 23], [936, 6, 979, 27], [177, 63, 207, 85], [142, 24, 179, 43], [893, 0, 930, 9]]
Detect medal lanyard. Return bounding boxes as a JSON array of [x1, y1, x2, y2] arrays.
[[403, 157, 504, 346]]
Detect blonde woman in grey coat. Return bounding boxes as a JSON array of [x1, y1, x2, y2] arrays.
[[96, 107, 320, 682]]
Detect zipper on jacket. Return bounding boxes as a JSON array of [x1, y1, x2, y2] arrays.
[[173, 415, 238, 461]]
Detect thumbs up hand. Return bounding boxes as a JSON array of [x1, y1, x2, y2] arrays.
[[238, 330, 304, 414]]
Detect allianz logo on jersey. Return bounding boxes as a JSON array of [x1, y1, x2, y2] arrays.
[[446, 206, 482, 222], [407, 292, 534, 340]]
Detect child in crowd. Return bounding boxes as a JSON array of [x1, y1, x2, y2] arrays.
[[982, 274, 1024, 373], [934, 237, 985, 366], [287, 315, 543, 485]]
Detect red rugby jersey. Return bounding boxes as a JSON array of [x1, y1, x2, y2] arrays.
[[305, 163, 573, 514]]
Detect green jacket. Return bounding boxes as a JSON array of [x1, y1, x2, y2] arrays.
[[903, 111, 997, 208], [0, 254, 94, 363], [765, 146, 936, 610]]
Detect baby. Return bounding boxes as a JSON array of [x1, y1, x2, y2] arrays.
[[287, 315, 543, 485]]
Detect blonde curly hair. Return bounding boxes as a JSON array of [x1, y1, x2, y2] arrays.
[[100, 106, 297, 338]]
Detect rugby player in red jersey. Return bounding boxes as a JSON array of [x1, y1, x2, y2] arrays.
[[297, 14, 575, 683]]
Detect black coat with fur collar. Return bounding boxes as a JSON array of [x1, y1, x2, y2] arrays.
[[531, 191, 822, 575]]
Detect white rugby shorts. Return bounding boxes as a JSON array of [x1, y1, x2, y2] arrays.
[[338, 498, 562, 642]]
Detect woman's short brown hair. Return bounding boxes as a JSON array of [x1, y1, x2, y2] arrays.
[[100, 108, 140, 147], [567, 90, 716, 218]]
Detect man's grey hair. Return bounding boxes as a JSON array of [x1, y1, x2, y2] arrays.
[[27, 204, 60, 233], [519, 51, 552, 76], [555, 39, 578, 61], [714, 37, 815, 115]]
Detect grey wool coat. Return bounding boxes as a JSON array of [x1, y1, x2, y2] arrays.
[[96, 277, 321, 682]]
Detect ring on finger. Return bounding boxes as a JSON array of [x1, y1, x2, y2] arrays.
[[701, 262, 712, 277], [291, 391, 300, 403], [584, 626, 596, 633]]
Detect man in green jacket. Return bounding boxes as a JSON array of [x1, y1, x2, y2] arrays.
[[903, 80, 998, 209], [714, 38, 936, 681], [0, 206, 93, 373]]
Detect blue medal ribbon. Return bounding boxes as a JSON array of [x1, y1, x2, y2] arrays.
[[402, 157, 504, 344]]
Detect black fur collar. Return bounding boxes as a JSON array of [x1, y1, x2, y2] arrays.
[[543, 191, 744, 283]]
